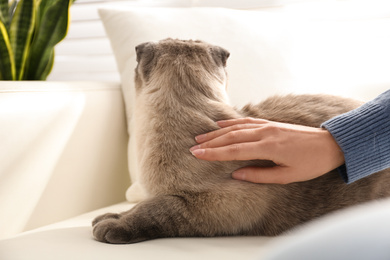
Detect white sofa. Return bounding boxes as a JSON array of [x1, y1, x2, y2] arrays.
[[1, 81, 390, 260], [1, 1, 390, 259]]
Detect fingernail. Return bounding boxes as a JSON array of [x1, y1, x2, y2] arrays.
[[217, 120, 227, 127], [195, 134, 206, 143], [191, 149, 205, 156], [190, 145, 200, 152], [232, 170, 246, 180]]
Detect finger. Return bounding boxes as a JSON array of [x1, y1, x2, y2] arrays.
[[194, 128, 263, 150], [217, 118, 270, 128], [232, 166, 296, 184], [195, 123, 261, 144], [191, 142, 273, 161]]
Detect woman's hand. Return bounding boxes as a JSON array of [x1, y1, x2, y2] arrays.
[[190, 118, 345, 184]]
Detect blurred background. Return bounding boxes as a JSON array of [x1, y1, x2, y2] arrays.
[[49, 0, 390, 83]]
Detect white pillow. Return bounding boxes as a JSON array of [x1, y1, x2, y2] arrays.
[[98, 5, 390, 202]]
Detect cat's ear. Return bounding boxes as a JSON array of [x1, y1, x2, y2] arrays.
[[211, 46, 230, 67], [135, 42, 155, 63], [135, 42, 156, 81]]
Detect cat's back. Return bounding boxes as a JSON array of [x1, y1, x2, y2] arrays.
[[241, 94, 362, 127]]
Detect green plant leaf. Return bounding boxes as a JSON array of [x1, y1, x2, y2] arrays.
[[24, 0, 71, 80], [35, 0, 48, 32], [40, 47, 54, 80], [0, 0, 9, 29], [10, 0, 35, 80], [0, 20, 15, 80], [8, 0, 17, 20]]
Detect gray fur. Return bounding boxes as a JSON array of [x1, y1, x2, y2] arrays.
[[92, 39, 390, 244]]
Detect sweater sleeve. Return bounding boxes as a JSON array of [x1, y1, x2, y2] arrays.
[[321, 90, 390, 183]]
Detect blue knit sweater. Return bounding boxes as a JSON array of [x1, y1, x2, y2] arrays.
[[321, 90, 390, 183]]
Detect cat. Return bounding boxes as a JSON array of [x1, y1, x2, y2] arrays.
[[92, 38, 390, 244]]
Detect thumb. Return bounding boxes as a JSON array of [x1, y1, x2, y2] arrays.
[[232, 166, 293, 184]]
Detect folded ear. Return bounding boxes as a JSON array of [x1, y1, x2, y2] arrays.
[[135, 42, 155, 63], [211, 46, 230, 67]]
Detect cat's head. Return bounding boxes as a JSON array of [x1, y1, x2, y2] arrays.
[[134, 38, 230, 103]]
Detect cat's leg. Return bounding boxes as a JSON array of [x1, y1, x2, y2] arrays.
[[92, 195, 198, 244], [92, 183, 272, 244]]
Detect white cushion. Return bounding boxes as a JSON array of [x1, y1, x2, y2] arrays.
[[98, 3, 390, 202]]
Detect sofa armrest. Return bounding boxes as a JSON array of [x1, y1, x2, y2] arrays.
[[0, 81, 130, 239]]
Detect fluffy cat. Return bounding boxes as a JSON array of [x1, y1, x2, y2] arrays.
[[92, 39, 390, 244]]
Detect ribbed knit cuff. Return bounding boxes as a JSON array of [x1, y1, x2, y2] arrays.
[[321, 91, 390, 183]]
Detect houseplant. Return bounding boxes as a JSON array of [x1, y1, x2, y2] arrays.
[[0, 0, 75, 80]]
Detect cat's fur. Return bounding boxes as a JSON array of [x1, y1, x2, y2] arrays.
[[92, 39, 390, 244]]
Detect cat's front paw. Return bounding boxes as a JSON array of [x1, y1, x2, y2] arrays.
[[93, 218, 134, 244], [92, 212, 120, 227]]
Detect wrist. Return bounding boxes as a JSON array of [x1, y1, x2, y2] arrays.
[[321, 129, 345, 170]]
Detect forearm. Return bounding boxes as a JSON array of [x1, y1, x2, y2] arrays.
[[321, 90, 390, 183]]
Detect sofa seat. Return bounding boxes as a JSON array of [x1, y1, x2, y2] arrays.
[[2, 197, 390, 260], [0, 202, 271, 260]]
